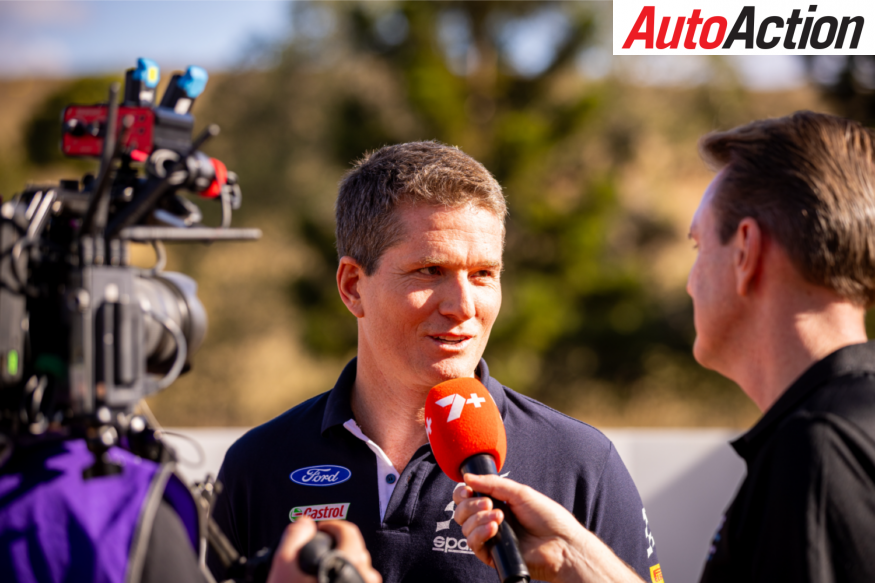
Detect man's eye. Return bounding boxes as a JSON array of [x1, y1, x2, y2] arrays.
[[419, 266, 441, 276], [474, 269, 497, 278]]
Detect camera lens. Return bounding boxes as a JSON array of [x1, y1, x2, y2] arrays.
[[134, 272, 207, 372]]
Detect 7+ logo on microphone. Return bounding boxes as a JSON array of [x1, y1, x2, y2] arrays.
[[427, 392, 487, 436]]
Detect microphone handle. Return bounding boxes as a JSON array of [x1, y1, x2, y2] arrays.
[[460, 454, 531, 583], [298, 531, 334, 574]]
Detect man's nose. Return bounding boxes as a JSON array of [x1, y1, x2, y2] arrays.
[[439, 274, 476, 321]]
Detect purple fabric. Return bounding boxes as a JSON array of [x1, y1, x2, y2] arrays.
[[0, 439, 159, 583]]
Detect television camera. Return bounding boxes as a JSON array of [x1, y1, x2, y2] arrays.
[[0, 58, 364, 583], [0, 57, 258, 460]]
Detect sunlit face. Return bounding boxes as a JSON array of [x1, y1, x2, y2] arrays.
[[355, 203, 504, 391], [686, 171, 741, 371]]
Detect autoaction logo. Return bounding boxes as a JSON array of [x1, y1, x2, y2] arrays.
[[290, 465, 352, 486], [613, 1, 873, 55], [289, 503, 350, 522]]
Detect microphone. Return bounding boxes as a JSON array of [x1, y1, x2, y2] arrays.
[[221, 530, 366, 583], [425, 378, 530, 583]]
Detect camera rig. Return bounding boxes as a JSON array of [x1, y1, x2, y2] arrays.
[[0, 58, 365, 583], [0, 57, 260, 465]]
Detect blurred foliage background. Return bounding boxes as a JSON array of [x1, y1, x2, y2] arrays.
[[3, 1, 873, 428]]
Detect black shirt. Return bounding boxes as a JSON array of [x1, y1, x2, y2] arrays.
[[700, 341, 875, 582], [210, 358, 661, 583]]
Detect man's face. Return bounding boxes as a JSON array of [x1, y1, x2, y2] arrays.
[[687, 172, 742, 371], [355, 203, 503, 391]]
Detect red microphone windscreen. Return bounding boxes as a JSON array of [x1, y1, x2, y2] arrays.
[[425, 377, 507, 482]]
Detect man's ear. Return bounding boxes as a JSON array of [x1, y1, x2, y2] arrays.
[[337, 256, 366, 318], [733, 217, 763, 297]]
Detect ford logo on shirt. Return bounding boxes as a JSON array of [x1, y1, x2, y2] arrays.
[[290, 465, 352, 486]]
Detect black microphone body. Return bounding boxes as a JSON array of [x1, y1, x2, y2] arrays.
[[460, 454, 531, 583], [223, 530, 366, 583]]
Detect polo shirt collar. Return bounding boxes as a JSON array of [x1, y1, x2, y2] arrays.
[[731, 340, 875, 460], [476, 358, 509, 420], [321, 358, 357, 435], [321, 357, 509, 435]]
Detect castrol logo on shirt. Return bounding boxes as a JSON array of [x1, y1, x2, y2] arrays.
[[290, 465, 352, 486], [289, 502, 350, 522]]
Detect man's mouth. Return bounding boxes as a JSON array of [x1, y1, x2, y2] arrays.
[[430, 334, 471, 345]]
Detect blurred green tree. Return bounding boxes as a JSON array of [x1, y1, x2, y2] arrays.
[[805, 56, 875, 125]]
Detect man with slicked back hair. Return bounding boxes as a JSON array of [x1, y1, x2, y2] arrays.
[[453, 112, 875, 583]]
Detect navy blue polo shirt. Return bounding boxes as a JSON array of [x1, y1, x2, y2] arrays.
[[209, 359, 661, 582]]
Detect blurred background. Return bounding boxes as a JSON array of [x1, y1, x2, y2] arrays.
[[3, 0, 875, 429]]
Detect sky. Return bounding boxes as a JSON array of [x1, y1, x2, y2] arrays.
[[0, 0, 808, 91], [0, 1, 291, 77]]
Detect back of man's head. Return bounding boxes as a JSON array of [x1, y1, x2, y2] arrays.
[[336, 141, 506, 275], [700, 111, 875, 307]]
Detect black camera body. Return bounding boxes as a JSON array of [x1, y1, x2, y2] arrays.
[[0, 59, 366, 583], [0, 58, 259, 451]]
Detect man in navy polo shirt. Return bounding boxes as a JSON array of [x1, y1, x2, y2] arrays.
[[209, 141, 660, 582]]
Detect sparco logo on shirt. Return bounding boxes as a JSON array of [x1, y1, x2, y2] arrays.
[[643, 508, 656, 558], [613, 0, 873, 55], [433, 500, 474, 555], [290, 465, 352, 486]]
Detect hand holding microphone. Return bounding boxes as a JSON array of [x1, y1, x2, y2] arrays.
[[425, 378, 530, 583], [427, 378, 644, 583], [266, 517, 382, 583], [453, 477, 645, 583], [453, 475, 594, 583]]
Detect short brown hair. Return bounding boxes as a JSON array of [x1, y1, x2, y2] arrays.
[[336, 141, 507, 274], [699, 111, 875, 306]]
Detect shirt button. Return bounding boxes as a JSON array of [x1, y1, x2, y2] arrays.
[[386, 474, 396, 484]]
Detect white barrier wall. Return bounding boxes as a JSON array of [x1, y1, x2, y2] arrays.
[[605, 429, 746, 583], [164, 427, 747, 583]]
